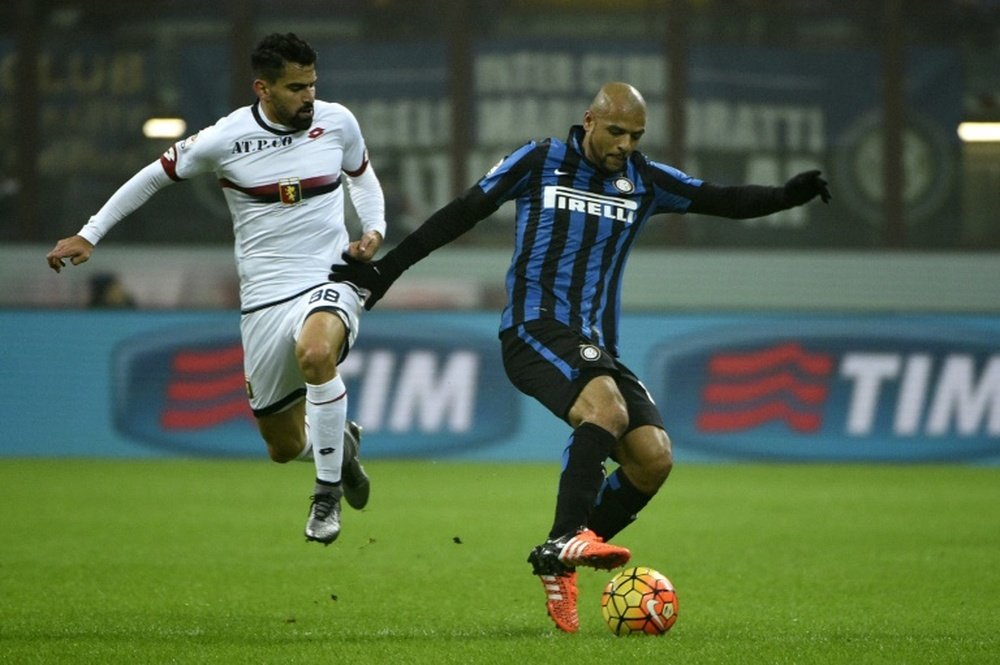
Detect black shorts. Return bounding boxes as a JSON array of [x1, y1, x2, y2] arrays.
[[500, 319, 664, 432]]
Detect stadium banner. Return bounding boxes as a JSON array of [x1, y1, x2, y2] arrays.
[[310, 39, 960, 247], [468, 41, 961, 248], [1, 37, 960, 247], [2, 310, 998, 464]]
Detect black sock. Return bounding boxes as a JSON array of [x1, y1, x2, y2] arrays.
[[548, 423, 617, 539], [587, 467, 652, 541], [314, 478, 342, 495]]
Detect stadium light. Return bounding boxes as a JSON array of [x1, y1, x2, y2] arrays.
[[142, 117, 187, 139], [957, 122, 1000, 143]]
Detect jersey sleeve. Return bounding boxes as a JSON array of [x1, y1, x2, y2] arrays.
[[646, 158, 790, 219], [159, 124, 222, 181], [345, 163, 387, 238], [78, 160, 175, 244], [646, 159, 705, 214], [338, 106, 369, 176], [474, 141, 539, 207]]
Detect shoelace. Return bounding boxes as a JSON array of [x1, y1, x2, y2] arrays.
[[309, 494, 337, 519]]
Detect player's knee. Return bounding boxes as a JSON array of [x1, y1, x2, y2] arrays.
[[604, 404, 630, 439], [626, 430, 673, 493], [267, 443, 297, 464], [295, 340, 333, 368], [571, 376, 630, 437], [295, 342, 337, 380], [649, 450, 673, 485], [647, 432, 674, 485], [579, 409, 628, 439], [579, 400, 629, 438], [262, 432, 302, 463]]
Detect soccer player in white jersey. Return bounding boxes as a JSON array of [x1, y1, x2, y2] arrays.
[[46, 33, 385, 546]]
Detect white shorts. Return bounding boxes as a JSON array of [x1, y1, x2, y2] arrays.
[[240, 283, 363, 416]]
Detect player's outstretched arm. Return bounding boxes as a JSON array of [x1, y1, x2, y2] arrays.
[[687, 169, 831, 219], [331, 188, 496, 310], [45, 161, 176, 273], [783, 169, 831, 205], [330, 252, 405, 310], [46, 235, 95, 273]]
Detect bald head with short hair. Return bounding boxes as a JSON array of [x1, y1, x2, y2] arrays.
[[588, 82, 647, 120], [582, 82, 647, 173]]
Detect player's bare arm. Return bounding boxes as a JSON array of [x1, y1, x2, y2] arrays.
[[346, 229, 383, 262], [46, 235, 95, 273]]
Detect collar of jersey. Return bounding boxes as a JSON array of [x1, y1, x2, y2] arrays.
[[567, 124, 586, 157], [566, 124, 634, 176], [251, 101, 302, 136]]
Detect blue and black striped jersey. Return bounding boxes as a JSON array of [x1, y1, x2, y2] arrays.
[[477, 125, 703, 356], [382, 125, 793, 357]]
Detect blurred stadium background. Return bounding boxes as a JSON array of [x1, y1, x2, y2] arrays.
[[1, 0, 999, 465], [3, 7, 999, 659], [1, 0, 998, 310]]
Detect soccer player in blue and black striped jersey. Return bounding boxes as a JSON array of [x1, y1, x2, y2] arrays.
[[331, 82, 830, 632]]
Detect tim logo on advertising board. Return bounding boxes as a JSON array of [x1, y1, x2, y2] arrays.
[[112, 322, 518, 457], [648, 323, 1000, 462]]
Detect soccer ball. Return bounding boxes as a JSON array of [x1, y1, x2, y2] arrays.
[[601, 566, 678, 636]]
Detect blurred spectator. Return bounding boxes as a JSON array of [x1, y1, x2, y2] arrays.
[[88, 272, 136, 309]]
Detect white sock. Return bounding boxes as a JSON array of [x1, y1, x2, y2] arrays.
[[305, 375, 348, 484]]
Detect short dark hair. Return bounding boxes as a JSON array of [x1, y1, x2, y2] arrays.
[[251, 33, 317, 82]]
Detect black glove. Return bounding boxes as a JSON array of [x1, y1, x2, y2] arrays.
[[329, 253, 403, 310], [784, 170, 831, 206]]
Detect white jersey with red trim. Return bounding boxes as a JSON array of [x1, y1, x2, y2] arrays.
[[160, 100, 370, 310]]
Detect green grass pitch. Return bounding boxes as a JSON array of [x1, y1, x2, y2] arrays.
[[2, 459, 999, 664]]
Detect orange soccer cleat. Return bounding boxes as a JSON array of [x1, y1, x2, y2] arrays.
[[554, 528, 631, 570], [537, 570, 579, 633]]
